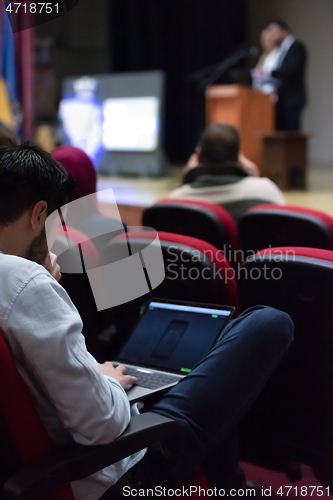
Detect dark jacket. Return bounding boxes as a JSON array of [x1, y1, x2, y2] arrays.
[[272, 40, 307, 108]]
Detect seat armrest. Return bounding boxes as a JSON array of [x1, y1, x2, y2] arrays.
[[2, 412, 177, 500]]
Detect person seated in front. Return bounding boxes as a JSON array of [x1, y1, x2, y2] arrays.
[[0, 143, 293, 499], [169, 123, 285, 221]]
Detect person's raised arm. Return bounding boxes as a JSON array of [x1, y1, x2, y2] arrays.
[[238, 153, 260, 177]]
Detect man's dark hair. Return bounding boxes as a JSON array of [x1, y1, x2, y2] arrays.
[[269, 19, 291, 32], [198, 123, 240, 164], [0, 143, 75, 226]]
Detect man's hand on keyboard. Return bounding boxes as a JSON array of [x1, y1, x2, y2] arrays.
[[99, 362, 138, 389]]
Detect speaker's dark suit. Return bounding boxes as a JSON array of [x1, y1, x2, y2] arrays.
[[271, 40, 307, 131]]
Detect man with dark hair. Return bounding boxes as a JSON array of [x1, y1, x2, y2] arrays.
[[0, 144, 74, 228], [0, 144, 294, 500], [269, 19, 290, 32], [265, 20, 307, 131], [198, 123, 240, 164], [0, 144, 75, 267], [169, 123, 285, 221]]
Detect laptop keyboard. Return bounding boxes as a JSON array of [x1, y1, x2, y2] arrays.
[[121, 365, 182, 390]]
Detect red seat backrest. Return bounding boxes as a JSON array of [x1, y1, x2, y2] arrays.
[[0, 333, 74, 500], [105, 230, 239, 345], [247, 204, 333, 233], [143, 199, 241, 269], [155, 198, 240, 251], [255, 245, 333, 262], [239, 204, 333, 254], [113, 230, 239, 310]]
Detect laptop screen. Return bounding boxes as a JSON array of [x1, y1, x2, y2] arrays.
[[117, 301, 234, 374]]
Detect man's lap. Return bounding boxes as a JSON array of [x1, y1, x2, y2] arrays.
[[101, 306, 294, 498]]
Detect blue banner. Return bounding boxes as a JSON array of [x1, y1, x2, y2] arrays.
[[1, 2, 17, 100]]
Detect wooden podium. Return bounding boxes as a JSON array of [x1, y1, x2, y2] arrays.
[[206, 84, 274, 167]]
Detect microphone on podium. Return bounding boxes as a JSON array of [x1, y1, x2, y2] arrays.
[[188, 44, 259, 88]]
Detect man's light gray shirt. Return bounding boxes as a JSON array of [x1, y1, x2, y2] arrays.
[[0, 252, 145, 500]]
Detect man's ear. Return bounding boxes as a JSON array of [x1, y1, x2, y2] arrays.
[[31, 201, 48, 230], [195, 146, 201, 155]]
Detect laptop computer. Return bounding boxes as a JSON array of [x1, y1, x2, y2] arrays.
[[113, 299, 235, 403]]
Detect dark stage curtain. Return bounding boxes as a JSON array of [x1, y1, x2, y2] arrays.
[[109, 0, 247, 163]]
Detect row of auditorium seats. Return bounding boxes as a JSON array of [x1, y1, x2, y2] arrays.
[[110, 236, 333, 490], [141, 200, 333, 490], [143, 199, 333, 265], [239, 247, 333, 488]]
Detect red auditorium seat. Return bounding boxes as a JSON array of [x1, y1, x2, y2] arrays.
[[0, 332, 207, 499], [142, 198, 240, 266], [238, 247, 333, 491], [238, 204, 333, 255], [0, 333, 74, 500], [100, 230, 239, 349]]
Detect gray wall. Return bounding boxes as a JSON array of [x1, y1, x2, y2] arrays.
[[247, 0, 333, 166]]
